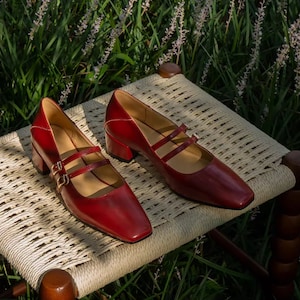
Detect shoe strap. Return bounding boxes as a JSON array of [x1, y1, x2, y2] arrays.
[[55, 156, 110, 192], [68, 159, 110, 179], [56, 159, 110, 192], [162, 135, 198, 163], [152, 124, 188, 151], [62, 146, 101, 166], [51, 146, 101, 175]]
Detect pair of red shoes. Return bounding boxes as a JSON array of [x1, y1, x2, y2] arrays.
[[31, 90, 254, 243]]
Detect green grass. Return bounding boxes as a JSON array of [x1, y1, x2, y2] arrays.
[[0, 0, 300, 299]]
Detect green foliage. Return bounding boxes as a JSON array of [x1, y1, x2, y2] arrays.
[[185, 0, 300, 148], [0, 0, 173, 133], [1, 0, 299, 147]]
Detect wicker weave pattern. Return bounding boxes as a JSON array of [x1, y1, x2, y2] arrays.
[[0, 74, 295, 297]]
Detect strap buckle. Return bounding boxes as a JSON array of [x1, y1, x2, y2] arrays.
[[56, 173, 70, 192], [51, 161, 63, 176]]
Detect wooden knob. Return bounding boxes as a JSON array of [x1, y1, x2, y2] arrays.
[[158, 63, 181, 78], [282, 150, 300, 188], [39, 269, 77, 300]]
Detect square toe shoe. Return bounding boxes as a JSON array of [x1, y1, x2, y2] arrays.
[[31, 97, 152, 243], [104, 90, 254, 210]]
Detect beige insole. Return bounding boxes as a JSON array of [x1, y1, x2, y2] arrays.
[[52, 125, 117, 197], [135, 120, 210, 174]]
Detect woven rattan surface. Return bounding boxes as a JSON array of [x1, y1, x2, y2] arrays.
[[0, 73, 296, 297]]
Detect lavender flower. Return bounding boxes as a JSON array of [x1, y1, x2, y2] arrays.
[[288, 16, 300, 94], [235, 0, 267, 103], [275, 43, 290, 69], [160, 3, 182, 46], [28, 0, 51, 40], [194, 0, 212, 38], [141, 0, 151, 13], [226, 0, 235, 33], [76, 0, 99, 36], [226, 0, 245, 32], [123, 74, 131, 86], [273, 14, 300, 95], [175, 266, 182, 281], [194, 235, 206, 256], [93, 0, 138, 78], [237, 0, 245, 13], [0, 0, 7, 6], [58, 82, 73, 106], [152, 254, 164, 292], [119, 0, 137, 22], [26, 0, 35, 8], [158, 1, 188, 65], [81, 15, 104, 56], [277, 0, 288, 21], [250, 206, 260, 221], [199, 57, 212, 86], [93, 26, 122, 77]]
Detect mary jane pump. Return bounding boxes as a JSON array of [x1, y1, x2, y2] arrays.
[[31, 97, 152, 243], [104, 90, 254, 210]]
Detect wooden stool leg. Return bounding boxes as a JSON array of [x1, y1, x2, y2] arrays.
[[0, 281, 27, 298], [269, 151, 300, 299], [208, 228, 270, 286], [39, 269, 77, 300]]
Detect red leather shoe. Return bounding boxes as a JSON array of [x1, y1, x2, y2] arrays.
[[31, 97, 152, 243], [105, 90, 254, 209]]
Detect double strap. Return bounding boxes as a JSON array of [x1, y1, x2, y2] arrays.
[[51, 146, 110, 191], [151, 124, 199, 162], [152, 124, 188, 151], [161, 135, 198, 162]]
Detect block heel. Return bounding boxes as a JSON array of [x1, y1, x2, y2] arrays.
[[105, 89, 254, 209], [105, 131, 137, 162], [31, 144, 50, 175], [30, 97, 152, 242]]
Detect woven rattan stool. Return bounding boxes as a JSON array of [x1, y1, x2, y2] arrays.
[[0, 63, 299, 299]]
